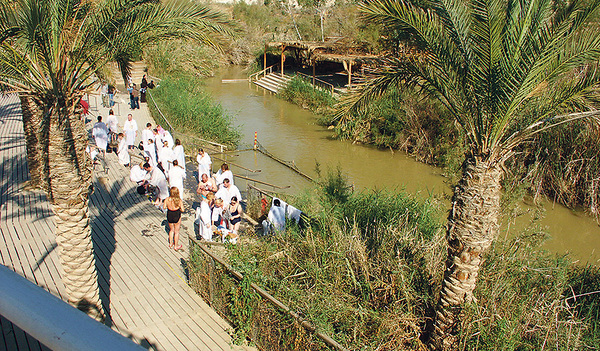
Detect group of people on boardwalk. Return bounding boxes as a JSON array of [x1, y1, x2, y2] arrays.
[[196, 159, 243, 244], [91, 76, 247, 250], [91, 110, 139, 167], [125, 129, 244, 248]]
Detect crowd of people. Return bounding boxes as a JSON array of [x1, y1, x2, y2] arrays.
[[89, 76, 297, 250]]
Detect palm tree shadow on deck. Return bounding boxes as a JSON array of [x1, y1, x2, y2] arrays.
[[90, 177, 122, 328]]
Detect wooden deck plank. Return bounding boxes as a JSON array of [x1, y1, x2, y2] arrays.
[[22, 220, 64, 298], [184, 313, 230, 350], [0, 315, 18, 351], [0, 315, 29, 351], [187, 311, 232, 349], [0, 93, 244, 351], [9, 223, 50, 292], [1, 224, 27, 278]]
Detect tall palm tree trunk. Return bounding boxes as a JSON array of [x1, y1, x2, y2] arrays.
[[48, 102, 104, 322], [431, 157, 502, 350], [20, 94, 49, 191]]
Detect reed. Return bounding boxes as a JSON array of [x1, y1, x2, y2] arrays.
[[146, 74, 240, 146], [188, 168, 600, 350]]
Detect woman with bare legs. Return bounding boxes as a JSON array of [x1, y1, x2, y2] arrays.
[[163, 187, 184, 250]]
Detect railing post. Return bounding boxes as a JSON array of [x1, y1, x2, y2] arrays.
[[209, 257, 216, 305]]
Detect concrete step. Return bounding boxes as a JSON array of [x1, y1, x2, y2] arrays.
[[254, 80, 282, 93], [256, 80, 286, 93], [253, 72, 293, 93]]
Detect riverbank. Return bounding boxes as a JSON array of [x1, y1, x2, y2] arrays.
[[203, 65, 600, 264], [189, 172, 600, 350]]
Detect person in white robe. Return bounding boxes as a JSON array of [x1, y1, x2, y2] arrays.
[[213, 163, 234, 188], [106, 109, 119, 144], [163, 130, 174, 150], [153, 129, 164, 158], [123, 113, 138, 149], [197, 149, 212, 178], [173, 139, 186, 171], [197, 196, 213, 241], [141, 123, 154, 151], [263, 198, 286, 234], [86, 145, 99, 163], [211, 198, 229, 236], [144, 138, 157, 167], [129, 163, 147, 184], [167, 160, 186, 198], [158, 140, 174, 173], [144, 163, 169, 206], [92, 116, 109, 153], [117, 133, 130, 166]]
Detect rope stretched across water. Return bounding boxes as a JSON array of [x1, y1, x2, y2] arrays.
[[254, 141, 313, 181]]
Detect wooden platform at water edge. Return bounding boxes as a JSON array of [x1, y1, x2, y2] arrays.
[[0, 93, 249, 350]]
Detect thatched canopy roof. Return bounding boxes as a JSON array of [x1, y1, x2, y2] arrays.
[[268, 37, 382, 66]]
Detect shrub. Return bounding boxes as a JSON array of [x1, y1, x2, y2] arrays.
[[146, 74, 240, 146], [279, 76, 336, 115]]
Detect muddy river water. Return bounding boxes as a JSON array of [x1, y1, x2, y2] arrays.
[[204, 66, 600, 264]]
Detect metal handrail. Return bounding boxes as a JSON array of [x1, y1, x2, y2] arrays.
[[0, 265, 142, 350], [295, 72, 335, 95], [248, 64, 279, 82]]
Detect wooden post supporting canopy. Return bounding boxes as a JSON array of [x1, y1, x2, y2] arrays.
[[281, 44, 286, 76], [264, 43, 267, 78], [347, 60, 352, 87], [312, 61, 316, 85]]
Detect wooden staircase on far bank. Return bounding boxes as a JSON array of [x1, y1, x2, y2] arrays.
[[252, 72, 292, 94]]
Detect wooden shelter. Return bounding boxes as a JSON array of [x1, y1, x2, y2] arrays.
[[266, 37, 383, 87]]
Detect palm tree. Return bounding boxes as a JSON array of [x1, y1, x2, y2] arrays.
[[0, 0, 232, 321], [340, 0, 600, 348]]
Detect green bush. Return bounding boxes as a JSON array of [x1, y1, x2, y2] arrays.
[[188, 170, 600, 350], [279, 76, 336, 115], [147, 75, 240, 146]]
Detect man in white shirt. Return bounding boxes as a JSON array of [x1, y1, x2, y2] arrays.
[[215, 178, 241, 207], [167, 160, 186, 199], [123, 113, 138, 150]]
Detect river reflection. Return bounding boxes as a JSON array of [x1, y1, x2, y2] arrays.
[[205, 66, 600, 264]]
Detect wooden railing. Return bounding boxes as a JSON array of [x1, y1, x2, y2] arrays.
[[295, 71, 335, 95], [188, 239, 349, 351], [248, 64, 279, 82]]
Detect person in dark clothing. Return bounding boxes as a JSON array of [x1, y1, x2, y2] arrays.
[[140, 74, 148, 103]]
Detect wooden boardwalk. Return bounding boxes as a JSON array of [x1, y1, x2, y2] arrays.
[[0, 93, 247, 350]]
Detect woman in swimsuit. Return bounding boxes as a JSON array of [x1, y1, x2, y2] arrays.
[[226, 196, 243, 244], [164, 187, 184, 250]]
